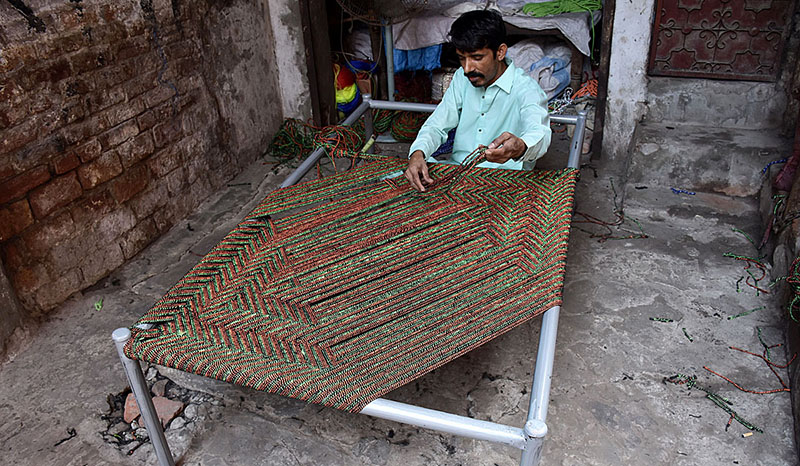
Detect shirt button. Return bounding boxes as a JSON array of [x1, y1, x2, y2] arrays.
[[478, 129, 482, 132], [481, 113, 485, 116]]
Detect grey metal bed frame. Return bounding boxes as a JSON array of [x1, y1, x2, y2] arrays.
[[113, 97, 587, 466]]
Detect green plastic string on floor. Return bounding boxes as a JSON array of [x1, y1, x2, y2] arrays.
[[785, 256, 800, 321], [664, 374, 763, 433]]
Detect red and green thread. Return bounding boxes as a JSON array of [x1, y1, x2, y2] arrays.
[[124, 156, 579, 412]]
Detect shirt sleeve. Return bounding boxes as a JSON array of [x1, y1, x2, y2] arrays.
[[517, 82, 551, 163], [408, 71, 463, 160]]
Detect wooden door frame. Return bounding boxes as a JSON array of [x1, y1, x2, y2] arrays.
[[300, 0, 336, 126]]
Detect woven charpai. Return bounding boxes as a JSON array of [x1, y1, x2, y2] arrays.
[[124, 158, 579, 412]]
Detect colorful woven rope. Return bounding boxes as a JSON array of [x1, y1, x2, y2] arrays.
[[391, 111, 428, 141], [124, 157, 579, 412]]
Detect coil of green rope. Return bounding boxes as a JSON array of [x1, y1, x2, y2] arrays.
[[522, 0, 602, 16], [522, 0, 602, 59], [391, 111, 427, 142]]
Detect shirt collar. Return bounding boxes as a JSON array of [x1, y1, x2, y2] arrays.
[[489, 58, 515, 94]]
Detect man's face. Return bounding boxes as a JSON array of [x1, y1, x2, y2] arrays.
[[456, 44, 507, 88]]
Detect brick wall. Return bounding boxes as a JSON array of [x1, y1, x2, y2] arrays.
[[0, 0, 284, 314]]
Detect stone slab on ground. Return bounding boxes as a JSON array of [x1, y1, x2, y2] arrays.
[[628, 123, 792, 197]]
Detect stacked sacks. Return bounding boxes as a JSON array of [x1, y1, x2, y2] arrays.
[[334, 63, 362, 117]]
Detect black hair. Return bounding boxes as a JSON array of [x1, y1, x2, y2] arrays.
[[448, 10, 506, 53]]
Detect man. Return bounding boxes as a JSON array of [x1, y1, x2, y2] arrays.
[[404, 10, 551, 192]]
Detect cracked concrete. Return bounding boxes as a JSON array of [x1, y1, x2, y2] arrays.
[[0, 135, 797, 465]]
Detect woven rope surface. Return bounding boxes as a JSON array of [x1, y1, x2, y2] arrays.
[[124, 158, 579, 412]]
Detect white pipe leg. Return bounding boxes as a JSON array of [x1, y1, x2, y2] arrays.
[[112, 328, 175, 466], [361, 398, 527, 449]]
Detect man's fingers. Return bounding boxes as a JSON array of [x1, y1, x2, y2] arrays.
[[404, 167, 426, 192], [421, 163, 433, 184], [488, 132, 513, 149]]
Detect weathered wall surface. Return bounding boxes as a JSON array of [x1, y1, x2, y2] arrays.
[[602, 2, 655, 163], [0, 0, 283, 320], [267, 0, 312, 120], [646, 78, 788, 130], [0, 257, 24, 356]]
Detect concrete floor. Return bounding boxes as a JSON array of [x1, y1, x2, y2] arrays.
[[0, 136, 797, 465]]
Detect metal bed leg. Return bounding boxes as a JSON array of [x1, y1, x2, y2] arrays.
[[383, 23, 395, 101], [112, 328, 176, 466], [519, 305, 561, 466], [363, 94, 374, 138]]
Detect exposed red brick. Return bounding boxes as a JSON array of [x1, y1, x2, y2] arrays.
[[148, 146, 182, 177], [0, 164, 16, 183], [98, 120, 139, 150], [95, 206, 137, 243], [0, 166, 51, 205], [120, 216, 158, 259], [80, 241, 124, 285], [0, 43, 36, 74], [60, 78, 94, 98], [124, 392, 140, 423], [53, 152, 80, 175], [117, 132, 155, 168], [101, 98, 146, 129], [35, 268, 82, 311], [92, 21, 127, 45], [152, 118, 183, 149], [11, 264, 49, 299], [61, 117, 106, 146], [77, 151, 123, 189], [28, 93, 54, 114], [130, 179, 168, 220], [36, 32, 86, 58], [20, 58, 72, 90], [54, 8, 82, 31], [70, 188, 116, 226], [117, 35, 150, 61], [1, 237, 29, 271], [143, 84, 177, 109], [173, 56, 199, 79], [1, 119, 39, 154], [28, 172, 83, 219], [110, 163, 150, 203], [21, 211, 76, 259], [73, 139, 103, 163], [70, 48, 106, 75], [152, 397, 183, 427], [166, 40, 197, 61], [58, 100, 87, 126], [136, 108, 158, 132], [88, 63, 129, 89], [122, 71, 157, 100], [0, 104, 28, 130], [85, 86, 126, 114], [0, 199, 34, 242], [15, 136, 70, 173]]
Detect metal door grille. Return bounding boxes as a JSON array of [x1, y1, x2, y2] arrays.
[[648, 0, 796, 81]]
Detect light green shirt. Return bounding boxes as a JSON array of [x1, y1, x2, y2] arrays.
[[409, 59, 551, 170]]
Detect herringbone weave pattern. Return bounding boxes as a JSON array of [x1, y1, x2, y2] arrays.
[[125, 158, 578, 412]]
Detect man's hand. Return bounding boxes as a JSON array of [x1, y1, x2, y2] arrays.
[[484, 132, 527, 164], [404, 150, 434, 191]]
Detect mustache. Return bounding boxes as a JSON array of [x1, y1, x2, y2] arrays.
[[465, 71, 485, 79]]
